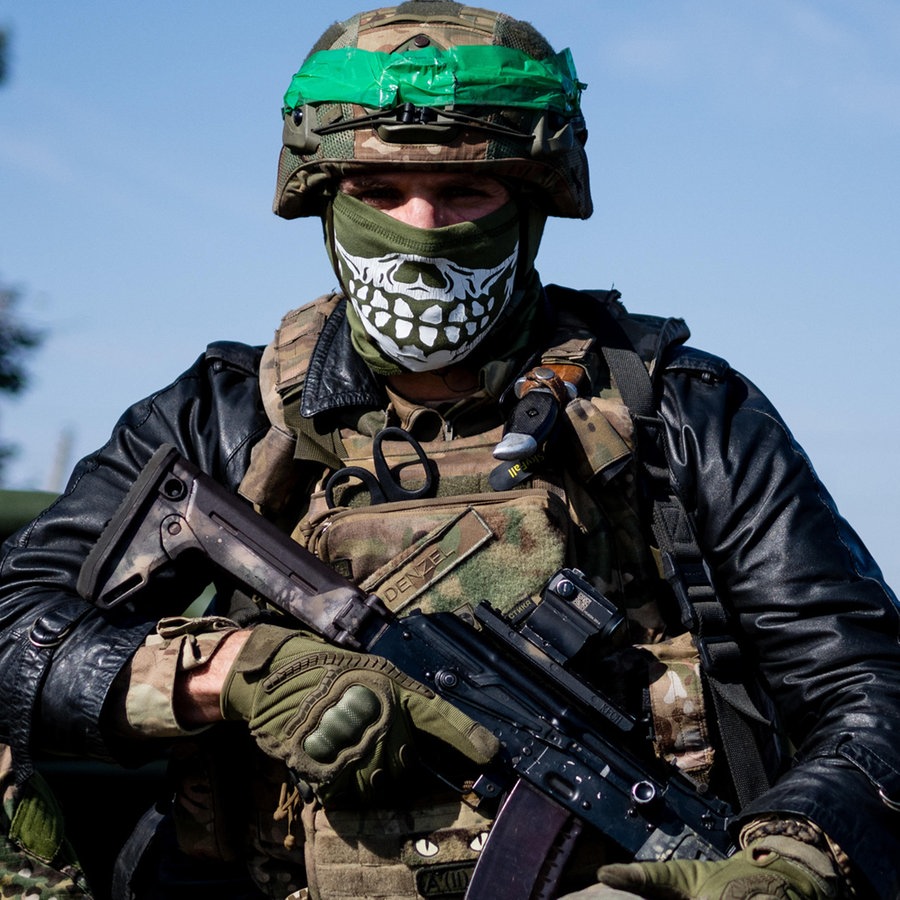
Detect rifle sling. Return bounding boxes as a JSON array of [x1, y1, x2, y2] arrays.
[[578, 293, 772, 809]]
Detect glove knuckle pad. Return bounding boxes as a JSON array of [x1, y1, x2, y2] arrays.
[[298, 671, 394, 767], [304, 683, 382, 764]]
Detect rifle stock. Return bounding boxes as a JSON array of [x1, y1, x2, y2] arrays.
[[78, 444, 736, 899]]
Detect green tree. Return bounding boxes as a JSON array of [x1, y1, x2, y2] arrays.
[[0, 280, 43, 482], [0, 27, 7, 84], [0, 30, 45, 483]]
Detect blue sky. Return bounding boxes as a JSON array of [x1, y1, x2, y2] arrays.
[[1, 1, 898, 589]]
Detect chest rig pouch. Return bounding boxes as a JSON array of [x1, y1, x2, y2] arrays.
[[296, 426, 572, 619]]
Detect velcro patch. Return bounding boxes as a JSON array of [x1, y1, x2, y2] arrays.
[[414, 861, 476, 899], [367, 507, 492, 614]]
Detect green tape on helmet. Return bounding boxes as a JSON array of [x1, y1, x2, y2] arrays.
[[273, 5, 594, 220], [283, 45, 585, 117]]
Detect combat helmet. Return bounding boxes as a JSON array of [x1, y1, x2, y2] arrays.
[[274, 1, 591, 220]]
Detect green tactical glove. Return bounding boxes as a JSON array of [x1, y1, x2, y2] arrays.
[[220, 625, 499, 804], [595, 835, 841, 899]]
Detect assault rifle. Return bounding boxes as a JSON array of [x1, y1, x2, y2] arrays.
[[78, 444, 736, 900]]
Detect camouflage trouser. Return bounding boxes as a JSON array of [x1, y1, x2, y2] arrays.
[[0, 832, 92, 898], [0, 744, 93, 898]]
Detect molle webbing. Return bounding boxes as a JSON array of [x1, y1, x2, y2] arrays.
[[301, 798, 493, 900], [274, 293, 343, 399]]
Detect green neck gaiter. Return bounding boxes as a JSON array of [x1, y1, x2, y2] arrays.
[[326, 192, 540, 375]]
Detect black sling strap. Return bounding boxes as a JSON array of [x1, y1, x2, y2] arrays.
[[560, 288, 772, 808]]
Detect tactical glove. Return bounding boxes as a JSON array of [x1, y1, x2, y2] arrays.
[[220, 625, 499, 804], [594, 834, 840, 899]]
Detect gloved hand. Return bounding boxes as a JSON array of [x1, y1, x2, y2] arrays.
[[594, 835, 841, 899], [220, 625, 499, 804]]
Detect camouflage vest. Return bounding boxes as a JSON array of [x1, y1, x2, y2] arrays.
[[235, 288, 716, 900]]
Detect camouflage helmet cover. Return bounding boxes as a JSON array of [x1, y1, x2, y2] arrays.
[[274, 1, 592, 219]]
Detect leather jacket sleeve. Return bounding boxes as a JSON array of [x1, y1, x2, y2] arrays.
[[659, 348, 900, 897], [0, 342, 269, 768]]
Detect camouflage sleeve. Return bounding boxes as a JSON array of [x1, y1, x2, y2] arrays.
[[109, 616, 240, 738]]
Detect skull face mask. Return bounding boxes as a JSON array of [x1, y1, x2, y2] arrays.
[[327, 192, 521, 374]]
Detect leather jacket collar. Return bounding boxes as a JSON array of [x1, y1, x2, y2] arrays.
[[300, 299, 386, 418]]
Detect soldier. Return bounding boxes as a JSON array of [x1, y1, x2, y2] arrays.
[[1, 3, 899, 899]]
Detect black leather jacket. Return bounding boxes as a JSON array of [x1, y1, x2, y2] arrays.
[[1, 294, 899, 896]]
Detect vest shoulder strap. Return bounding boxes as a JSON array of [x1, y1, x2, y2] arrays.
[[238, 294, 345, 514], [271, 292, 347, 470], [272, 292, 344, 401]]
